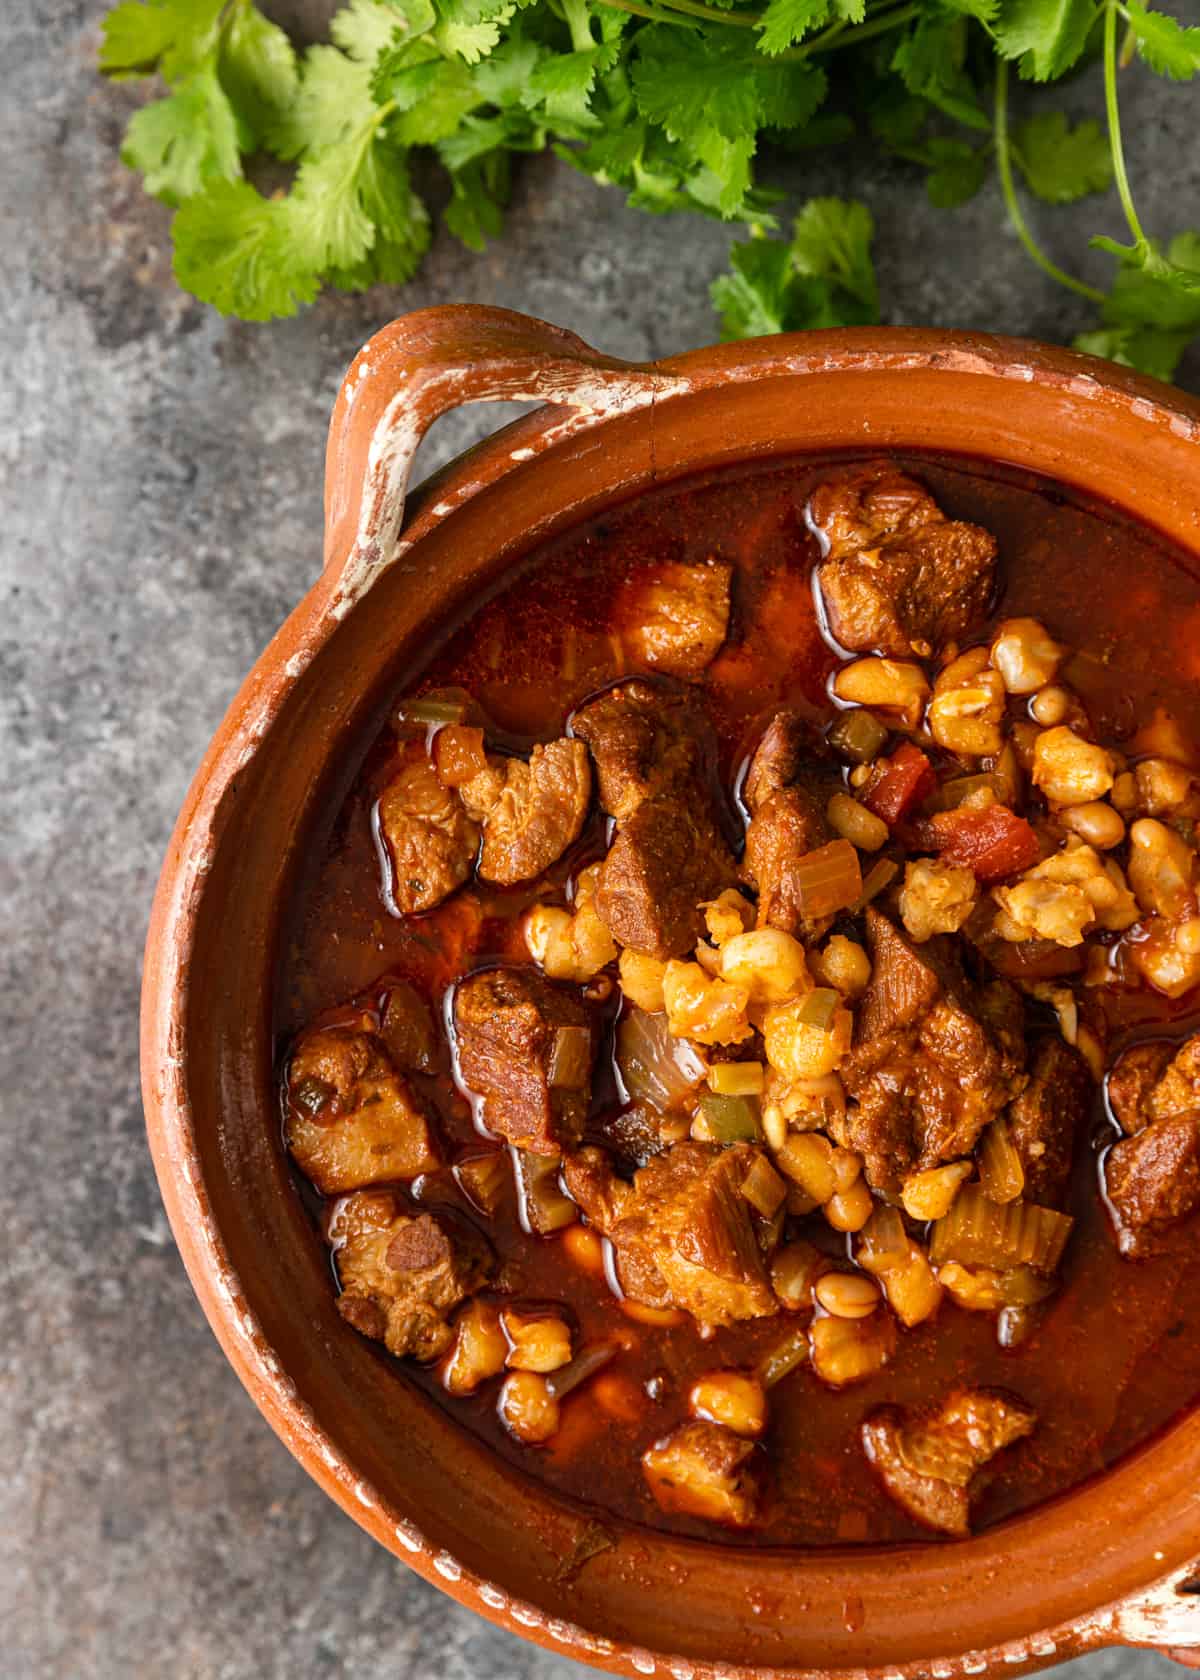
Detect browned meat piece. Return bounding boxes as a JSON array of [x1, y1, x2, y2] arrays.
[[285, 1025, 440, 1195], [563, 1141, 777, 1327], [460, 738, 591, 884], [642, 1420, 765, 1527], [810, 468, 997, 658], [597, 798, 735, 958], [1142, 1034, 1200, 1122], [1008, 1037, 1092, 1207], [842, 909, 1026, 1191], [862, 1388, 1037, 1537], [331, 1192, 492, 1361], [615, 559, 733, 677], [740, 711, 837, 942], [1105, 1109, 1200, 1257], [380, 979, 438, 1074], [454, 967, 596, 1154], [377, 757, 480, 914], [572, 681, 706, 820], [1108, 1042, 1174, 1134], [574, 682, 736, 958]]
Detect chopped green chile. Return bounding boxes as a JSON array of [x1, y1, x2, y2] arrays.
[[827, 708, 889, 764], [758, 1324, 810, 1388], [618, 1008, 708, 1111], [930, 1186, 1073, 1275], [796, 987, 839, 1030], [546, 1343, 617, 1400], [549, 1024, 593, 1089], [396, 692, 471, 727], [697, 1092, 762, 1143]]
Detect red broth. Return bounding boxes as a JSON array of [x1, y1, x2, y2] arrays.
[[274, 452, 1200, 1546]]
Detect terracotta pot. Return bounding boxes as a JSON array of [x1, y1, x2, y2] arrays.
[[142, 307, 1200, 1678]]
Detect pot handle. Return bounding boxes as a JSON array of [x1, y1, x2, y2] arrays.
[[322, 305, 683, 610], [1109, 1563, 1200, 1663]]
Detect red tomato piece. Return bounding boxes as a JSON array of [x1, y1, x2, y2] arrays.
[[860, 743, 936, 826], [928, 804, 1041, 883]]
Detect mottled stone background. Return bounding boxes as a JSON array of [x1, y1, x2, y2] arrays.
[[2, 1, 1198, 1675]]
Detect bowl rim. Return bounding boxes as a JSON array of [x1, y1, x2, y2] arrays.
[[142, 316, 1200, 1680]]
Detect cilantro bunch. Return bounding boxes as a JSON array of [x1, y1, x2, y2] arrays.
[[101, 0, 1200, 378]]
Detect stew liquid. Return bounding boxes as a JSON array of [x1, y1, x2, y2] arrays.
[[275, 452, 1200, 1546]]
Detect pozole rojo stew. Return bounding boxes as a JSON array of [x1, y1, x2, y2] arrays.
[[276, 454, 1200, 1547]]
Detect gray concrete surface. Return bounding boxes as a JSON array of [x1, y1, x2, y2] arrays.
[[2, 1, 1198, 1676]]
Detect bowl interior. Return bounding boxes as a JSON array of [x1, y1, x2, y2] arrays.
[[148, 341, 1200, 1675]]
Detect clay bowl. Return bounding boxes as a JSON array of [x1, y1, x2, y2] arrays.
[[142, 307, 1200, 1678]]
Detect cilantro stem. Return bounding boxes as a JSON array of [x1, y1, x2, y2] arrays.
[[804, 2, 920, 53], [993, 60, 1106, 305], [652, 0, 757, 27], [597, 0, 918, 50], [562, 0, 598, 49], [1103, 0, 1148, 254]]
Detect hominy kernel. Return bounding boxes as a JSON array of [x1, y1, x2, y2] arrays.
[[815, 1272, 880, 1319], [1030, 686, 1070, 727], [826, 791, 889, 853], [1061, 801, 1125, 850], [990, 618, 1062, 695], [689, 1370, 768, 1438], [498, 1371, 560, 1443], [824, 1179, 874, 1232]]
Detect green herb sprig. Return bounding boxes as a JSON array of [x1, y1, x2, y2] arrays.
[[101, 0, 1200, 376]]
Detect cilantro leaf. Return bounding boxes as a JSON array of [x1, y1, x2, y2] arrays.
[[100, 0, 225, 83], [172, 179, 318, 319], [922, 137, 989, 207], [755, 0, 839, 58], [711, 237, 799, 337], [1124, 1, 1200, 79], [524, 47, 606, 130], [994, 0, 1098, 81], [1073, 324, 1195, 381], [632, 25, 827, 211], [711, 197, 879, 340], [432, 0, 517, 63], [218, 5, 299, 148], [331, 0, 418, 63], [1013, 110, 1112, 202], [790, 196, 877, 311], [442, 152, 511, 248], [891, 15, 988, 128], [288, 120, 384, 272], [121, 63, 241, 204], [266, 44, 374, 159], [328, 142, 432, 285]]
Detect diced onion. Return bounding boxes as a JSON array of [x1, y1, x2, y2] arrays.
[[855, 1205, 910, 1274], [548, 1024, 593, 1089], [792, 840, 863, 919], [616, 1008, 707, 1111], [853, 857, 899, 911]]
